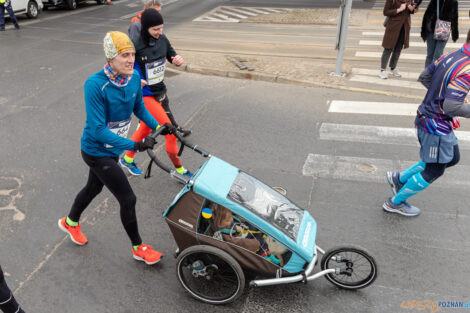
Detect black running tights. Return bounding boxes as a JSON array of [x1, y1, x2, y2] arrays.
[[68, 151, 142, 246], [421, 145, 460, 184], [0, 266, 24, 313]]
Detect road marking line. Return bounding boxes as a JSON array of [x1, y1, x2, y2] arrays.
[[359, 39, 462, 49], [226, 6, 257, 16], [120, 0, 178, 20], [352, 68, 420, 80], [356, 51, 426, 60], [242, 7, 273, 14], [329, 100, 417, 116], [302, 153, 470, 187], [210, 13, 238, 22], [369, 10, 469, 15], [362, 31, 420, 37], [350, 74, 425, 90], [218, 7, 249, 19], [319, 123, 470, 149], [369, 19, 470, 24]]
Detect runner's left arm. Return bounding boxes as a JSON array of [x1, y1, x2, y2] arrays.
[[443, 73, 470, 118], [164, 36, 177, 62]]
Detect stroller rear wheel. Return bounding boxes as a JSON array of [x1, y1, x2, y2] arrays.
[[176, 245, 245, 304], [320, 245, 378, 289]]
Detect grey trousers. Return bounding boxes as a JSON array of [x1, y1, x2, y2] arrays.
[[381, 25, 405, 70]]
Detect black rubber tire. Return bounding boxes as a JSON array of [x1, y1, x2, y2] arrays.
[[176, 245, 245, 305], [26, 1, 39, 18], [66, 0, 77, 10], [320, 245, 378, 290], [96, 0, 106, 4]]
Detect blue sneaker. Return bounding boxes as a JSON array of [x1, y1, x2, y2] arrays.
[[182, 170, 193, 178], [119, 158, 142, 176], [383, 197, 420, 216], [386, 171, 404, 195]]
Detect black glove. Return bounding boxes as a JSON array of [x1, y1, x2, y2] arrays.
[[160, 123, 176, 135], [134, 135, 156, 152]]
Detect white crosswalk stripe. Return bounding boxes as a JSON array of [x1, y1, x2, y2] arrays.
[[302, 153, 470, 187], [328, 100, 418, 115], [349, 30, 466, 91], [319, 123, 470, 149], [302, 96, 470, 189], [356, 51, 427, 60], [352, 67, 420, 79], [193, 6, 293, 23], [359, 39, 462, 49], [373, 0, 470, 10], [349, 74, 424, 89]]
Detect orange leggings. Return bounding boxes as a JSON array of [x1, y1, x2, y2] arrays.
[[125, 96, 182, 168]]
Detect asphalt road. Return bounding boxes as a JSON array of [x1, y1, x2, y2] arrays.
[[1, 0, 469, 312]]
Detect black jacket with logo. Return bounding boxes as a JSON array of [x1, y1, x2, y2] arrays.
[[132, 34, 177, 96]]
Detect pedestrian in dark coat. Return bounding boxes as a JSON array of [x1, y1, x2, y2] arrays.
[[380, 0, 417, 79], [421, 0, 459, 68]]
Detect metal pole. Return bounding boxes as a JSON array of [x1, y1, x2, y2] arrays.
[[331, 0, 353, 77]]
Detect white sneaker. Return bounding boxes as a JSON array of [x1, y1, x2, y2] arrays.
[[389, 69, 401, 78], [379, 70, 388, 79]]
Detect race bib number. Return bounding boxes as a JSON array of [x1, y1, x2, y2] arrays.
[[105, 118, 131, 148], [145, 58, 166, 85]]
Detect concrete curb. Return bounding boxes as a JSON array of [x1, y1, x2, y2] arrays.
[[168, 65, 423, 101]]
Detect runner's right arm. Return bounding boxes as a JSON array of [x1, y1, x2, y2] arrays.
[[418, 58, 439, 89], [132, 71, 159, 130]]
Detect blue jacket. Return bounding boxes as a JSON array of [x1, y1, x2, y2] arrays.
[[81, 69, 159, 157]]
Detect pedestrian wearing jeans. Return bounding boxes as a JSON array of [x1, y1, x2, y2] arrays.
[[421, 0, 458, 68], [0, 0, 19, 31], [0, 265, 24, 313], [383, 30, 470, 216], [58, 31, 176, 265], [380, 0, 417, 79]]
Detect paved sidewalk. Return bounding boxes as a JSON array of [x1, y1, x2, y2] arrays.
[[167, 8, 425, 100]]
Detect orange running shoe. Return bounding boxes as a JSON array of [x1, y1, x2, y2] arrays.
[[132, 244, 163, 265], [58, 217, 88, 245]]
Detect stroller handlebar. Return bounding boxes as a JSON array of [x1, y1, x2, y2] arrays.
[[146, 124, 211, 181]]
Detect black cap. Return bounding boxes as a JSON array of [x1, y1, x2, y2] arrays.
[[141, 8, 164, 43]]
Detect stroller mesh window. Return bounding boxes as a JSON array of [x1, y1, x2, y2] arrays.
[[227, 172, 304, 240]]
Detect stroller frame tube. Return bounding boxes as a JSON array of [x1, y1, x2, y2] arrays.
[[250, 245, 335, 287]]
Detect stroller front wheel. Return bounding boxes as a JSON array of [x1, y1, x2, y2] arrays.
[[176, 245, 245, 304], [320, 245, 378, 290]]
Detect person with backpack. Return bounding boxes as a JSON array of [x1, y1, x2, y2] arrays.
[[421, 0, 459, 68]]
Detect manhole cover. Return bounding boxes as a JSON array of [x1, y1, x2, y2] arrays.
[[356, 163, 376, 173], [272, 186, 287, 195]]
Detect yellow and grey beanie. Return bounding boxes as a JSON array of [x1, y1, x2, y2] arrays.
[[103, 31, 135, 61]]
